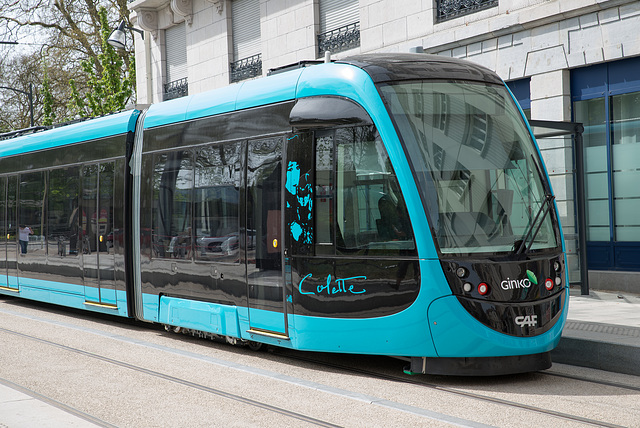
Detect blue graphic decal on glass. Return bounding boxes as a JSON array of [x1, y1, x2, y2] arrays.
[[286, 161, 313, 243]]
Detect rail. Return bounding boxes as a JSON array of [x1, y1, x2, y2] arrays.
[[436, 0, 498, 22], [164, 77, 188, 101], [230, 54, 262, 83], [317, 22, 360, 57]]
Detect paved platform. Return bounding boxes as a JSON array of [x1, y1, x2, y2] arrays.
[[551, 287, 640, 376], [0, 378, 104, 427], [1, 287, 639, 426]]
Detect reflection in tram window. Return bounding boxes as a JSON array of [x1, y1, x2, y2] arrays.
[[315, 126, 416, 257], [194, 143, 241, 263], [152, 151, 193, 259], [48, 167, 80, 257], [380, 81, 558, 255], [19, 171, 45, 257]]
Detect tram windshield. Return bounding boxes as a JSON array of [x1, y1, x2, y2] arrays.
[[379, 80, 559, 255]]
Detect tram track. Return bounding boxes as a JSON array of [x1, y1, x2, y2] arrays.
[[270, 350, 631, 428], [0, 326, 341, 428], [539, 370, 640, 393], [1, 300, 637, 427]]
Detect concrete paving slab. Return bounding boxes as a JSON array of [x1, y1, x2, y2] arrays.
[[0, 380, 103, 428]]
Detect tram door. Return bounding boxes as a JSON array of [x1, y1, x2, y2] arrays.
[[0, 177, 18, 291], [80, 163, 117, 307], [246, 137, 286, 336], [5, 177, 18, 289]]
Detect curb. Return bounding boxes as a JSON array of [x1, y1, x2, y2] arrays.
[[551, 321, 640, 376]]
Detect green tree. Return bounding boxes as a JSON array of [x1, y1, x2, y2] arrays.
[[70, 7, 135, 117], [0, 0, 136, 128], [41, 63, 54, 126]]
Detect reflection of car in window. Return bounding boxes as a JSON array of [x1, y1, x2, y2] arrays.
[[198, 233, 238, 255], [197, 230, 255, 256]]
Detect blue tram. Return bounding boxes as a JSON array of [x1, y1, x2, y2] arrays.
[[0, 54, 568, 375]]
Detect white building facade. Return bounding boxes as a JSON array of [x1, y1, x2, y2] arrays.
[[127, 0, 640, 292]]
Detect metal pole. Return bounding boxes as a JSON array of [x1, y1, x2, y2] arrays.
[[574, 124, 589, 295], [28, 83, 34, 127], [0, 84, 35, 127]]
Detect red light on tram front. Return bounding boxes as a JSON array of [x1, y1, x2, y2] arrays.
[[478, 282, 490, 295], [544, 278, 554, 291]]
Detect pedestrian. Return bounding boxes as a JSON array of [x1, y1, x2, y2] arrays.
[[19, 225, 33, 254]]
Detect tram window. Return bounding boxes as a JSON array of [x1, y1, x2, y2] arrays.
[[152, 150, 194, 259], [48, 167, 80, 256], [315, 133, 334, 255], [19, 171, 45, 257], [317, 126, 416, 256], [194, 143, 241, 263]]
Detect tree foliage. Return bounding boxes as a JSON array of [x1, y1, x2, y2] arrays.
[[70, 7, 135, 117], [0, 0, 136, 129]]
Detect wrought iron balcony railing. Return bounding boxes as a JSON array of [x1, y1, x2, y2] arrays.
[[436, 0, 498, 22], [164, 77, 188, 101], [230, 54, 262, 83], [318, 22, 360, 57]]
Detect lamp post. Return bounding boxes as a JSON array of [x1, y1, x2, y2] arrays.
[[0, 83, 34, 127], [108, 20, 152, 104], [107, 21, 145, 49]]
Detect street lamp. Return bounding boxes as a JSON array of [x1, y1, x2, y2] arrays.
[[0, 83, 34, 127], [107, 21, 144, 49], [108, 20, 153, 103]]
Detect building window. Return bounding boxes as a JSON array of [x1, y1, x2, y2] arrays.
[[317, 0, 360, 57], [436, 0, 498, 23], [230, 0, 262, 83], [572, 57, 640, 270], [164, 23, 188, 101], [506, 78, 532, 120]]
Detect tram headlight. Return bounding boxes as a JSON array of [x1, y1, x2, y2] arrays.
[[553, 260, 561, 272], [555, 276, 562, 286], [463, 282, 472, 292], [456, 267, 468, 278]]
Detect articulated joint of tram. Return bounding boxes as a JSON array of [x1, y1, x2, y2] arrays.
[[163, 324, 264, 351]]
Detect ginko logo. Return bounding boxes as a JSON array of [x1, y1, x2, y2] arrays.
[[500, 278, 531, 290], [500, 270, 538, 290]]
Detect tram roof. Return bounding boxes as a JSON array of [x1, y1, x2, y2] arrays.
[[0, 54, 505, 158], [0, 110, 138, 159], [142, 53, 503, 130]]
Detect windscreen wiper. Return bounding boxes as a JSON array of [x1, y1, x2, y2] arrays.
[[515, 193, 555, 255], [515, 155, 555, 255]]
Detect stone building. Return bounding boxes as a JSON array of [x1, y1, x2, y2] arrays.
[[126, 0, 640, 292]]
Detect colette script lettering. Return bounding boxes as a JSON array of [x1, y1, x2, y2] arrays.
[[299, 274, 367, 296]]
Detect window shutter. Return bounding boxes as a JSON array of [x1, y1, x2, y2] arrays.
[[165, 23, 187, 83], [232, 0, 261, 61], [319, 0, 359, 34]]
